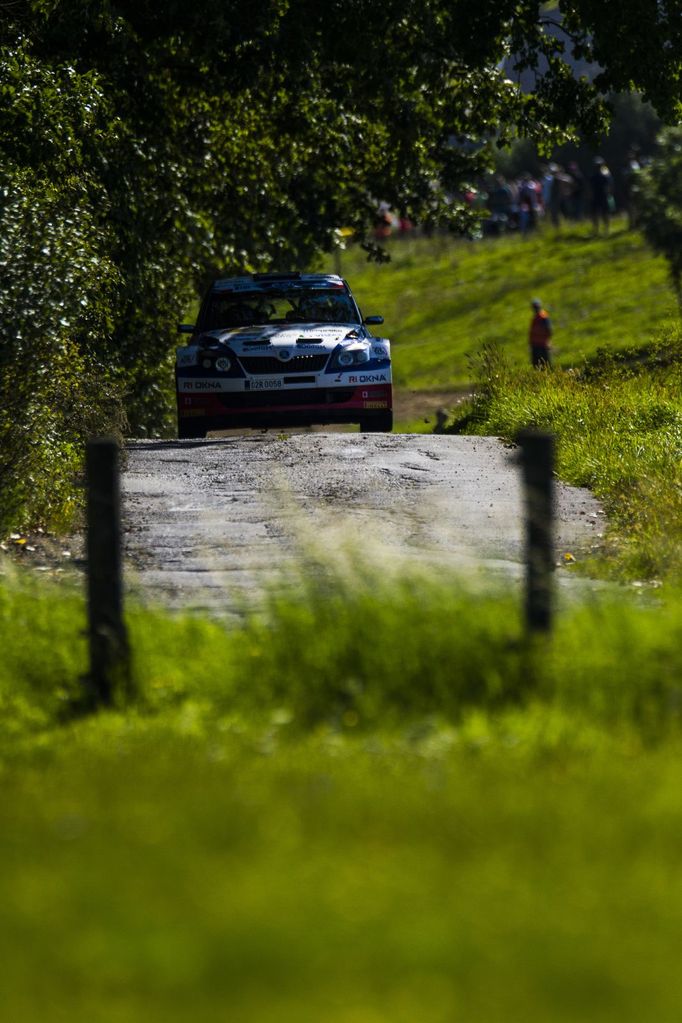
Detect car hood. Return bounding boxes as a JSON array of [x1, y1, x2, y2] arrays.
[[203, 323, 365, 354]]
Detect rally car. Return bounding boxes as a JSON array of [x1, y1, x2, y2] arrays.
[[175, 272, 392, 438]]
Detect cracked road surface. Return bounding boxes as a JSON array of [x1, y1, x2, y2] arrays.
[[122, 433, 605, 615]]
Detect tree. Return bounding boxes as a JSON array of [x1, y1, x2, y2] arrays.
[[0, 44, 126, 533], [10, 2, 682, 260], [494, 92, 662, 207], [1, 0, 682, 528], [634, 126, 682, 312]]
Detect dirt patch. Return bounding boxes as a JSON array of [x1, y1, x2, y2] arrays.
[[394, 388, 472, 426], [0, 529, 85, 579]]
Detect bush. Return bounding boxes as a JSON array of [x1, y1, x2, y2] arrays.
[[449, 332, 682, 580], [634, 125, 682, 309], [0, 166, 126, 533], [0, 45, 128, 533]]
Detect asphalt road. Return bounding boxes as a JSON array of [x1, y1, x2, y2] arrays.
[[122, 432, 605, 616]]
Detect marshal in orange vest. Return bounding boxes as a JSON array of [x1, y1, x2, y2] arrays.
[[529, 300, 552, 367]]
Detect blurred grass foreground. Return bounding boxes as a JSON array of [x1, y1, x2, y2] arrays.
[[2, 558, 682, 1022]]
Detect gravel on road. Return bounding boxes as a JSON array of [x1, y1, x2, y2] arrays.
[[122, 432, 605, 615]]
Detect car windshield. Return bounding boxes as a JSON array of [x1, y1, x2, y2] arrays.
[[203, 288, 361, 330]]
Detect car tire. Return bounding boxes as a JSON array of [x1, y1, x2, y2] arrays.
[[360, 412, 393, 433], [178, 419, 207, 440]]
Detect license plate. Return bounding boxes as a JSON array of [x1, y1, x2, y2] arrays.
[[246, 378, 284, 390]]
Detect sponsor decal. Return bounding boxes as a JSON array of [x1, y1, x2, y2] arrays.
[[372, 347, 388, 358], [245, 378, 284, 390], [348, 373, 388, 384], [363, 401, 389, 409], [178, 378, 231, 392], [179, 408, 206, 418]]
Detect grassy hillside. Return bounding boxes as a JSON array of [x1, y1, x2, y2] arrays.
[[325, 224, 681, 580], [329, 221, 677, 389], [449, 332, 682, 581]]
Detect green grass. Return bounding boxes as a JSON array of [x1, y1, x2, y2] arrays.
[[326, 221, 677, 389], [449, 332, 682, 581], [2, 565, 682, 1021], [2, 222, 681, 1020], [5, 719, 682, 1023], [326, 225, 681, 580], [5, 555, 682, 740]]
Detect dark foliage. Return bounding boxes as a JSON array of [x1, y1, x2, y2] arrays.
[[1, 1, 681, 530]]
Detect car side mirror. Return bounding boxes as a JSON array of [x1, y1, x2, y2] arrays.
[[177, 324, 195, 334], [363, 315, 384, 325]]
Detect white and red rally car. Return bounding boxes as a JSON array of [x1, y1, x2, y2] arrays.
[[175, 272, 392, 438]]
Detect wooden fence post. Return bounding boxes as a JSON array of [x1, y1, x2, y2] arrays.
[[85, 438, 130, 706], [518, 430, 555, 634]]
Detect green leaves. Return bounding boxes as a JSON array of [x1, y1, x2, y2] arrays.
[[1, 1, 681, 528], [635, 126, 682, 306], [0, 42, 125, 532]]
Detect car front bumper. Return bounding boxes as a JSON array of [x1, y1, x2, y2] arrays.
[[176, 378, 392, 430]]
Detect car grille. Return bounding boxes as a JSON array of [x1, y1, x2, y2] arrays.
[[219, 389, 354, 409], [238, 354, 329, 375]]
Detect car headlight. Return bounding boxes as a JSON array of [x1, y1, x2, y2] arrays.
[[196, 352, 232, 372], [329, 344, 371, 371], [176, 347, 198, 368]]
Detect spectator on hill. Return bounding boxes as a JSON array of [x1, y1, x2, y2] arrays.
[[518, 174, 539, 236], [541, 164, 554, 211], [622, 148, 642, 230], [489, 175, 513, 222], [528, 298, 553, 368], [398, 214, 414, 235], [552, 164, 576, 227], [567, 161, 585, 220], [481, 175, 513, 236], [374, 201, 393, 240], [590, 157, 613, 234]]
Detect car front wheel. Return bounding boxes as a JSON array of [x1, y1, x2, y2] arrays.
[[178, 419, 207, 440], [360, 412, 393, 433]]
